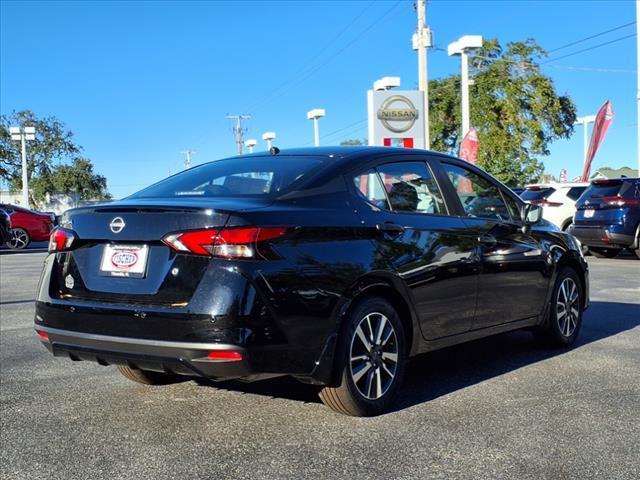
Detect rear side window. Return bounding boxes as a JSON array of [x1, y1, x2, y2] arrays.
[[353, 170, 390, 210], [441, 163, 512, 221], [566, 186, 587, 201], [377, 162, 446, 214], [521, 187, 555, 202], [129, 156, 324, 199]]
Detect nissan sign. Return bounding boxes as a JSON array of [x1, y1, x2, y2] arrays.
[[367, 89, 426, 149]]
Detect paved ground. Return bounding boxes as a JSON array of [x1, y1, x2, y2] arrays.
[[1, 249, 639, 480]]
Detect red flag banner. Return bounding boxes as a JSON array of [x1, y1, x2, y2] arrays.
[[459, 128, 479, 165], [580, 100, 614, 182]]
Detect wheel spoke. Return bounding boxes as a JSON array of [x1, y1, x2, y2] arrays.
[[375, 368, 382, 399], [556, 308, 566, 319], [365, 369, 375, 398], [382, 352, 398, 363], [350, 354, 368, 362], [381, 327, 394, 346], [375, 315, 387, 345], [365, 315, 375, 344], [355, 326, 372, 352], [352, 362, 372, 383], [381, 361, 395, 379]]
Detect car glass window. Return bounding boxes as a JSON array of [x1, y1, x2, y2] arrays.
[[353, 170, 390, 210], [501, 191, 521, 223], [566, 186, 587, 201], [442, 163, 510, 221], [376, 162, 445, 214]]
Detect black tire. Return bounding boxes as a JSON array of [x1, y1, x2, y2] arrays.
[[536, 267, 583, 347], [589, 247, 621, 259], [6, 227, 30, 250], [116, 365, 178, 385], [319, 296, 406, 416]]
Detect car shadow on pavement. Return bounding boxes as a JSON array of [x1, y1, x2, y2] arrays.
[[193, 300, 640, 411]]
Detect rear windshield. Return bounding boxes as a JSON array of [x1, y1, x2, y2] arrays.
[[129, 156, 325, 199], [521, 187, 555, 202]]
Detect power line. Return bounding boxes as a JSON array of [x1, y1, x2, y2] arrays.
[[542, 33, 636, 64], [547, 21, 636, 54]]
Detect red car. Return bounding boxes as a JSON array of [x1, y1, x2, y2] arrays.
[[0, 204, 54, 250]]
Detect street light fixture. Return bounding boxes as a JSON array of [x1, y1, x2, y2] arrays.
[[448, 35, 483, 139], [245, 139, 257, 153], [306, 109, 326, 147], [262, 132, 276, 150], [9, 126, 36, 208], [373, 77, 401, 91], [574, 115, 596, 171]]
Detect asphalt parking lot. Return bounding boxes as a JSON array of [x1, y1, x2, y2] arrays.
[[1, 249, 639, 480]]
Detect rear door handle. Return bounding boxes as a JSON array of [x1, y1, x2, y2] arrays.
[[377, 222, 405, 234], [478, 234, 497, 248]]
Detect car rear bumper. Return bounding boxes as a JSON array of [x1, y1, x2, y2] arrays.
[[35, 325, 254, 380], [568, 226, 635, 248]]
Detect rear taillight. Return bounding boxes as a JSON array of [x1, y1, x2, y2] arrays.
[[206, 350, 243, 361], [35, 330, 49, 341], [530, 200, 563, 207], [600, 196, 639, 207], [162, 226, 289, 259], [48, 228, 76, 253]]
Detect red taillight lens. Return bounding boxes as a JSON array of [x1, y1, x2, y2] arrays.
[[48, 228, 76, 252], [600, 196, 639, 207], [162, 227, 289, 258], [206, 350, 243, 361]]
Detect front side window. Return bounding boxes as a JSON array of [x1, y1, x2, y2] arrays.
[[376, 162, 445, 214], [442, 163, 511, 221]]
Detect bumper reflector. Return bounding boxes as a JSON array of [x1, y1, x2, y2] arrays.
[[207, 350, 243, 362], [36, 330, 49, 341]]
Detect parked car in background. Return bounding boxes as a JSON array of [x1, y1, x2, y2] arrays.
[[521, 182, 589, 231], [0, 208, 11, 246], [570, 178, 640, 258], [35, 147, 589, 416], [0, 204, 54, 250]]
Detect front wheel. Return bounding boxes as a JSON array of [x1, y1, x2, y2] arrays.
[[319, 296, 406, 416], [6, 228, 30, 250], [589, 247, 621, 258], [536, 267, 583, 347]]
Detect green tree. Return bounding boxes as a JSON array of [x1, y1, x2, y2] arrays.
[[429, 39, 576, 186], [0, 110, 109, 205]]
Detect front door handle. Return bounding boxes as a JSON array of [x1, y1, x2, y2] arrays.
[[478, 234, 497, 248], [377, 222, 405, 235]]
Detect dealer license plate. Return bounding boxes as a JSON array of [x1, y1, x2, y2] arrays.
[[100, 244, 149, 278]]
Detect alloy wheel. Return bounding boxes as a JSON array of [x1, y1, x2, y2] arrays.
[[349, 312, 398, 400], [7, 228, 29, 250], [556, 277, 580, 337]]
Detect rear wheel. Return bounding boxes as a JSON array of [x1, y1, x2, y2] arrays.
[[6, 228, 30, 250], [117, 365, 178, 385], [536, 267, 583, 347], [589, 247, 621, 258], [319, 296, 406, 416]]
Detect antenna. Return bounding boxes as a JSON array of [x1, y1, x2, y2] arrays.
[[226, 114, 252, 155]]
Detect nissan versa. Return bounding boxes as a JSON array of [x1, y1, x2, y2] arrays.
[[35, 147, 589, 416]]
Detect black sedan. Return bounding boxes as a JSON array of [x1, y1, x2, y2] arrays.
[[35, 147, 589, 416]]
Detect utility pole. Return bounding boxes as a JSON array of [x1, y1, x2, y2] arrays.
[[180, 149, 196, 169], [226, 114, 251, 155], [414, 0, 431, 149], [637, 0, 640, 174], [9, 126, 35, 209]]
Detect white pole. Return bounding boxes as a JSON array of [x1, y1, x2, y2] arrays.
[[20, 133, 29, 209], [267, 139, 272, 150], [636, 0, 640, 175], [460, 51, 470, 139], [313, 118, 320, 147], [248, 145, 254, 153], [416, 0, 430, 149]]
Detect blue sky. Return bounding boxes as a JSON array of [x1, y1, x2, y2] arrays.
[[1, 0, 636, 198]]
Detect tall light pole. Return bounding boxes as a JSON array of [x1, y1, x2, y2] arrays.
[[262, 132, 276, 150], [636, 0, 640, 174], [180, 149, 196, 169], [226, 114, 251, 155], [413, 0, 432, 149], [244, 139, 257, 153], [448, 35, 483, 139], [306, 109, 326, 146], [574, 115, 596, 171], [9, 126, 35, 208]]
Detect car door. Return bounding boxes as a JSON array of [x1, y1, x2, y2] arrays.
[[438, 161, 551, 330], [351, 157, 480, 340]]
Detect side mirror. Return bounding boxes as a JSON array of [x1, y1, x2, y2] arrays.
[[523, 203, 543, 225]]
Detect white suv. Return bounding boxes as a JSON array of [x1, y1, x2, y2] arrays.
[[521, 182, 590, 231]]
